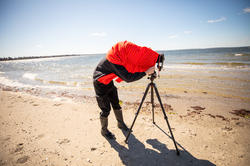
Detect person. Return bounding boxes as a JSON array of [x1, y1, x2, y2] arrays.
[[93, 41, 160, 139]]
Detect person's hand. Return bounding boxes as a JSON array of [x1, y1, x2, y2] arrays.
[[145, 66, 155, 75]]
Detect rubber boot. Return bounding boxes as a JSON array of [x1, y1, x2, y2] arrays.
[[100, 116, 115, 139], [114, 109, 129, 131]]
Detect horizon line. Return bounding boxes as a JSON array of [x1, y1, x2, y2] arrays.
[[1, 45, 250, 60]]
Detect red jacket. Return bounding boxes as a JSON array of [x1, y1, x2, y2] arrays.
[[95, 41, 159, 85]]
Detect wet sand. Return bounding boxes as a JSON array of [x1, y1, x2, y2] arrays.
[[0, 87, 250, 166]]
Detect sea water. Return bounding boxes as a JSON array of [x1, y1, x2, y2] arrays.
[[0, 47, 250, 103]]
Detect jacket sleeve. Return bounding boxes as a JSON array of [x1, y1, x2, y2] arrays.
[[109, 62, 146, 83]]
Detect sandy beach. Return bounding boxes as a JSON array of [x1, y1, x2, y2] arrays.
[[0, 86, 250, 166], [1, 0, 250, 165]]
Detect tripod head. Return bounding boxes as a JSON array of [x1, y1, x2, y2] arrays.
[[148, 71, 157, 82]]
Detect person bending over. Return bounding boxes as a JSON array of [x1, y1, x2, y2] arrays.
[[93, 41, 160, 139]]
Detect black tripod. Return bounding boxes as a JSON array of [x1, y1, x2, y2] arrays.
[[125, 72, 180, 155]]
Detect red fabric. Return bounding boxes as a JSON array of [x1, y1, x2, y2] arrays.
[[97, 73, 118, 85], [98, 41, 159, 84]]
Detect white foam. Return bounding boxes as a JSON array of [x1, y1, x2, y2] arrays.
[[0, 76, 30, 87], [0, 74, 80, 92], [235, 54, 243, 56], [52, 96, 74, 103], [22, 73, 38, 80], [52, 97, 63, 102]]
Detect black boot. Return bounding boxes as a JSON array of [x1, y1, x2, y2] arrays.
[[100, 116, 115, 139], [114, 109, 129, 131]]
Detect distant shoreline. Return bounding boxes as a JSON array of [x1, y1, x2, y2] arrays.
[[1, 46, 249, 61], [0, 54, 84, 61]]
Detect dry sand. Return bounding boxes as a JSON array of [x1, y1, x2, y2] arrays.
[[0, 89, 250, 166]]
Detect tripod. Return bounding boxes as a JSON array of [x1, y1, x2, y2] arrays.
[[125, 72, 180, 155]]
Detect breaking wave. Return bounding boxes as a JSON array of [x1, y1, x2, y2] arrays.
[[22, 73, 38, 80]]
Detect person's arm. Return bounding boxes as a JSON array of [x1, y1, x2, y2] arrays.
[[109, 62, 146, 83]]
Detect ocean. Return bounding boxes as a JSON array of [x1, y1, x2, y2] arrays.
[[0, 47, 250, 103]]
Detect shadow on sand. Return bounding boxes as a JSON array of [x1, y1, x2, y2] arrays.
[[107, 125, 215, 166]]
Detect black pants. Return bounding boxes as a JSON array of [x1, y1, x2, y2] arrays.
[[93, 80, 121, 117]]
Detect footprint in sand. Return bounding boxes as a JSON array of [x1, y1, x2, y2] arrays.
[[57, 138, 70, 145], [221, 126, 233, 132], [16, 156, 29, 164], [36, 134, 45, 139], [0, 160, 7, 165], [53, 103, 62, 106], [236, 122, 244, 127], [14, 143, 24, 153], [3, 137, 11, 142]]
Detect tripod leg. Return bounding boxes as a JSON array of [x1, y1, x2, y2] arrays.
[[153, 83, 180, 156], [151, 84, 155, 124], [125, 83, 151, 144]]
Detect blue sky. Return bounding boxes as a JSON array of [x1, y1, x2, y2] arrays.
[[0, 0, 250, 57]]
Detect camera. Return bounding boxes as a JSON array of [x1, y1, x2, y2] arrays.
[[157, 53, 165, 71], [148, 53, 165, 80]]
